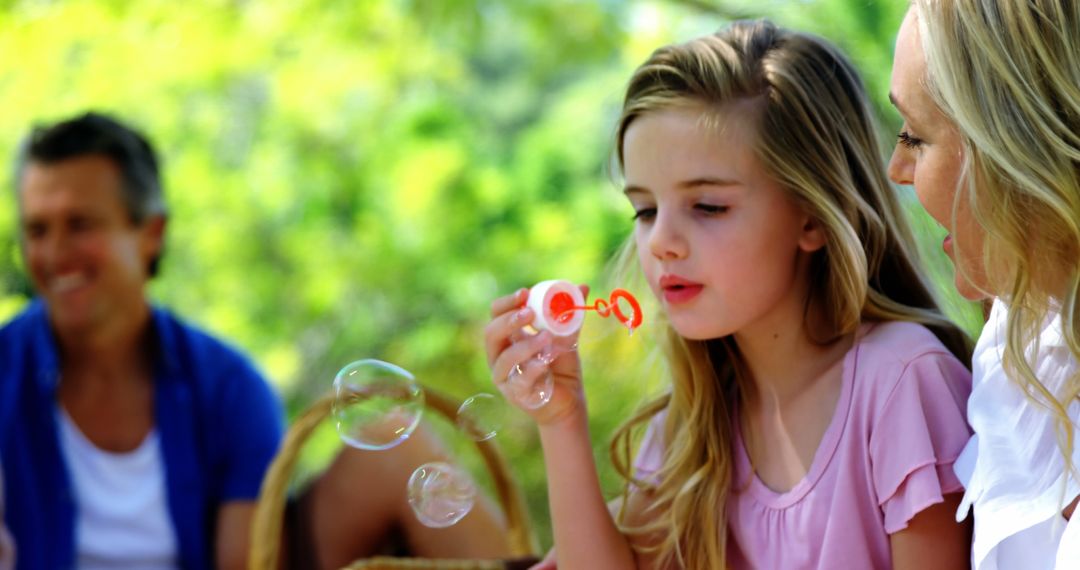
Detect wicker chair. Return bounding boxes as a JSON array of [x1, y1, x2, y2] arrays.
[[248, 387, 538, 570]]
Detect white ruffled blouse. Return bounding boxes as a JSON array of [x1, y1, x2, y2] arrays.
[[954, 299, 1080, 569]]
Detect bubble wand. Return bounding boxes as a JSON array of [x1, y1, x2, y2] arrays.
[[525, 279, 644, 336]]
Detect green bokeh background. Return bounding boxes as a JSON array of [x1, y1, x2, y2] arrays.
[[0, 0, 982, 553]]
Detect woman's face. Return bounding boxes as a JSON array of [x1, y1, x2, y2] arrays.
[[888, 9, 992, 301]]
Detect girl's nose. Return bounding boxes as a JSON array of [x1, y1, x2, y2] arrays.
[[648, 211, 688, 260]]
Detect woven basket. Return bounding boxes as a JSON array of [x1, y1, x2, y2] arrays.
[[248, 387, 538, 570]]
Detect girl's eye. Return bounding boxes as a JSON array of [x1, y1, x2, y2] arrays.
[[694, 204, 728, 215], [632, 207, 656, 221], [897, 130, 924, 150]]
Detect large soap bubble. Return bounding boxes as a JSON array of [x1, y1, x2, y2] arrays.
[[332, 359, 424, 451], [456, 393, 510, 441]]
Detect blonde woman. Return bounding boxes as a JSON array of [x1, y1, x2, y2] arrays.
[[486, 20, 973, 569], [889, 2, 1080, 568]]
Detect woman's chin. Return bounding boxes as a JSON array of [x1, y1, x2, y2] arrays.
[[954, 274, 992, 302]]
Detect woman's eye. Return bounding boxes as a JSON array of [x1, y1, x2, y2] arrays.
[[694, 204, 728, 215], [897, 130, 924, 150], [632, 207, 656, 221]]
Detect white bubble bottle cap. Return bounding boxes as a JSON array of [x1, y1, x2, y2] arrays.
[[527, 279, 586, 337]]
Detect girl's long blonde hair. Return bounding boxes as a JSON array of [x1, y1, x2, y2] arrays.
[[608, 20, 971, 568], [913, 0, 1080, 477]]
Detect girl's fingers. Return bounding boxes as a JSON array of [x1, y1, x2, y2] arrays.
[[490, 288, 528, 318], [484, 305, 537, 368], [497, 356, 552, 409], [484, 289, 530, 366]]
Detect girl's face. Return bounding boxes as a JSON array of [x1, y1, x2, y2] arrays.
[[888, 9, 991, 300], [623, 103, 824, 341]]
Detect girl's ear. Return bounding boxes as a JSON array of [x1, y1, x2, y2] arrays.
[[798, 216, 827, 253]]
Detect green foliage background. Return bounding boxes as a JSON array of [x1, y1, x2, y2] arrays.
[[0, 0, 981, 553]]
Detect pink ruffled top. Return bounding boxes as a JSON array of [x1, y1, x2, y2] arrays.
[[635, 321, 973, 569]]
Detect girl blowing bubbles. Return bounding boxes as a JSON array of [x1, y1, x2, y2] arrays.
[[486, 20, 973, 569]]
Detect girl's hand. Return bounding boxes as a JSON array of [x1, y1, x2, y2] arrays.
[[484, 286, 589, 427]]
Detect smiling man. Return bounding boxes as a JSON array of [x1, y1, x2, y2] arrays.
[[0, 112, 284, 569], [0, 112, 517, 570]]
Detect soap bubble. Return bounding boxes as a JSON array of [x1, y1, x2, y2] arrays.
[[332, 359, 424, 451], [456, 393, 509, 441], [507, 361, 554, 410], [407, 462, 476, 528]]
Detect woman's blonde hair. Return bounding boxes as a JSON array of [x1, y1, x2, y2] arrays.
[[913, 0, 1080, 476], [608, 20, 971, 568]]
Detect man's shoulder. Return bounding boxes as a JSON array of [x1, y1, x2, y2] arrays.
[[0, 301, 50, 445], [152, 306, 254, 370], [0, 299, 45, 339], [0, 300, 50, 377], [151, 305, 281, 419], [150, 305, 278, 399]]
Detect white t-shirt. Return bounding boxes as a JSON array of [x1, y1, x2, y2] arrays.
[[56, 407, 179, 570], [954, 299, 1080, 569]]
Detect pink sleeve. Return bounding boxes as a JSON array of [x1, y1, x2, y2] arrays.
[[633, 412, 667, 484], [869, 351, 972, 533]]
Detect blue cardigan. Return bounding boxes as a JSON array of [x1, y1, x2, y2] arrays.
[[0, 300, 284, 569]]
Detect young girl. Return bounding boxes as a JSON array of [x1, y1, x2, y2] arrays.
[[485, 20, 974, 569], [889, 2, 1080, 567]]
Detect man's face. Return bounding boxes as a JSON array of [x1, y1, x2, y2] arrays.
[[18, 155, 163, 334]]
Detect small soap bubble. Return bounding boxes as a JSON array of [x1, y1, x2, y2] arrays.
[[456, 393, 508, 441], [407, 462, 476, 528], [507, 362, 554, 410], [537, 335, 580, 365], [537, 343, 557, 365], [332, 359, 424, 451], [508, 362, 525, 382]]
